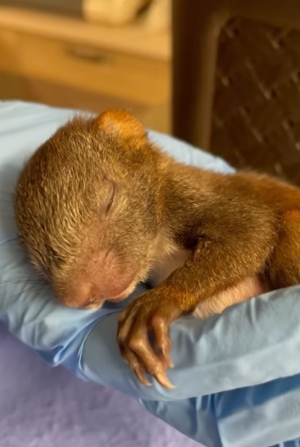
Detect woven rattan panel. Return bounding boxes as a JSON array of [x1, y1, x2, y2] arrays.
[[211, 18, 300, 185]]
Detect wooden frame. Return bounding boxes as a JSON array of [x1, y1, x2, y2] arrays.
[[172, 0, 300, 149]]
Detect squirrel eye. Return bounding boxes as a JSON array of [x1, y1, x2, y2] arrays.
[[46, 244, 64, 268], [105, 182, 116, 216]]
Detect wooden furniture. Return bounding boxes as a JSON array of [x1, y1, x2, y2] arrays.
[[172, 0, 300, 183], [0, 6, 171, 133]]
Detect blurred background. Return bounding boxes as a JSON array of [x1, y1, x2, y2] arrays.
[[0, 0, 171, 134], [1, 1, 300, 184]]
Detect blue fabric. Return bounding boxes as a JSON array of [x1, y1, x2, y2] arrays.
[[1, 100, 300, 447]]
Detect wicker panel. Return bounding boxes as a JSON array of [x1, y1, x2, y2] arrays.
[[211, 18, 300, 185]]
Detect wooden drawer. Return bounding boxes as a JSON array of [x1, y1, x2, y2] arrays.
[[0, 27, 170, 109]]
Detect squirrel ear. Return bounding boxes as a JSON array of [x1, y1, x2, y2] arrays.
[[94, 109, 147, 143]]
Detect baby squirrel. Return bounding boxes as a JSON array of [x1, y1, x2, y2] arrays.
[[14, 110, 300, 388]]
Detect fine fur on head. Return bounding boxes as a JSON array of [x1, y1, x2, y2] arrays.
[[14, 110, 170, 309]]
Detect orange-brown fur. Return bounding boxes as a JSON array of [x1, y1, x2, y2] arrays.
[[14, 109, 300, 388]]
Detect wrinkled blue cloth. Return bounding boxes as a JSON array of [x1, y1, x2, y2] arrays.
[[1, 101, 300, 447]]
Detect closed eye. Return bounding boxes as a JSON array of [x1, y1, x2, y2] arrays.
[[105, 182, 116, 216], [46, 244, 64, 268]]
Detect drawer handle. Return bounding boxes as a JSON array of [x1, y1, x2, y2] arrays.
[[65, 45, 110, 64]]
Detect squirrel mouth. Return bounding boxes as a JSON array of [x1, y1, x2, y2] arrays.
[[107, 281, 136, 302]]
